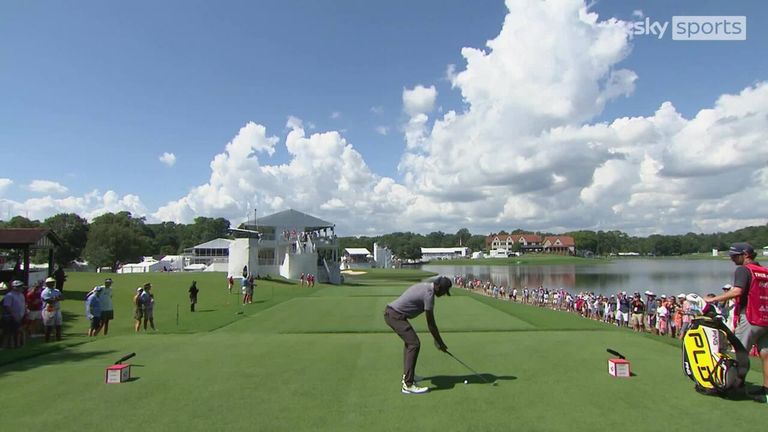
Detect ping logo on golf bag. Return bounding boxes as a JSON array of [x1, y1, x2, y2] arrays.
[[683, 329, 719, 389], [682, 316, 748, 396]]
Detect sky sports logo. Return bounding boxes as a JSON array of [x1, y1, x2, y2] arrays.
[[631, 16, 746, 41]]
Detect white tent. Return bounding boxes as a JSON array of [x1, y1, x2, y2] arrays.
[[118, 258, 163, 273]]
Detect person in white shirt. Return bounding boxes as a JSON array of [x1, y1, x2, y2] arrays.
[[40, 277, 63, 342]]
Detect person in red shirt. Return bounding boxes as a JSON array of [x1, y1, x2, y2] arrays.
[[24, 282, 44, 338]]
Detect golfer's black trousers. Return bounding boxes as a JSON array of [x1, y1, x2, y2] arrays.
[[384, 306, 420, 386]]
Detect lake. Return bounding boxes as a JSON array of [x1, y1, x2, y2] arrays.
[[421, 259, 736, 298]]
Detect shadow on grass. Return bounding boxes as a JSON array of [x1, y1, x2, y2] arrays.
[[703, 382, 768, 404], [424, 373, 517, 391], [62, 289, 92, 301], [257, 278, 295, 286], [0, 346, 117, 378]]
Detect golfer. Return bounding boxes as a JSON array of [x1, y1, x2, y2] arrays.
[[384, 276, 451, 394]]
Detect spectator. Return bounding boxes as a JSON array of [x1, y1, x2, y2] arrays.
[[25, 281, 44, 338], [237, 273, 245, 295], [630, 293, 645, 332], [672, 295, 684, 338], [657, 296, 669, 336], [41, 277, 63, 342], [53, 265, 67, 292], [100, 278, 114, 336], [645, 292, 657, 335], [133, 287, 145, 332], [85, 286, 103, 337], [617, 293, 630, 328], [680, 295, 694, 337], [719, 284, 737, 332], [227, 275, 234, 294], [189, 281, 199, 312], [1, 280, 27, 348], [142, 284, 156, 331], [246, 276, 255, 304]]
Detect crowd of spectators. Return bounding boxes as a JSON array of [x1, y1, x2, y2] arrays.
[[1, 276, 154, 349], [452, 275, 746, 342]]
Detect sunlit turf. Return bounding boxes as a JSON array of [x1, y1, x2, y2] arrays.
[[2, 269, 765, 431]]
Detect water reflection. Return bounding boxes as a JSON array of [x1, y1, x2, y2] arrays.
[[421, 259, 734, 297]]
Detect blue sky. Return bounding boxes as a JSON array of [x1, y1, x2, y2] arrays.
[[1, 0, 767, 236]]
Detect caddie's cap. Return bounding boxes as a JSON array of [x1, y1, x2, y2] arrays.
[[45, 277, 56, 284], [434, 276, 452, 296], [728, 242, 755, 257]]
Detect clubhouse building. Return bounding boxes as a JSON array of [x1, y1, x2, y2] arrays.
[[485, 233, 576, 255]]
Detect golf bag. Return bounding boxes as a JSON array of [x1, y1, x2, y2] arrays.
[[682, 315, 749, 396]]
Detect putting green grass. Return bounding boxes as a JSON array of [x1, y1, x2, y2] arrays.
[[2, 270, 765, 431]]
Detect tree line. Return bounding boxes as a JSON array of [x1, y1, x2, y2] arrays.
[[339, 226, 768, 260], [0, 212, 230, 271], [2, 212, 766, 267]]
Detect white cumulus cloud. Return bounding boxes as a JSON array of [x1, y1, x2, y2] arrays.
[[1, 190, 148, 222], [0, 178, 12, 196], [159, 152, 176, 167], [29, 180, 69, 195], [145, 0, 768, 235], [403, 85, 437, 117], [8, 0, 768, 237]]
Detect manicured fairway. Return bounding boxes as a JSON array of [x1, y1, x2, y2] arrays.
[[2, 269, 765, 431]]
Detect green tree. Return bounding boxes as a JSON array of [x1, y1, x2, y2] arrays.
[[425, 231, 448, 248], [467, 234, 487, 253], [454, 228, 471, 247], [147, 221, 182, 255], [1, 216, 41, 228], [180, 217, 232, 249], [84, 212, 150, 271], [43, 213, 89, 265]]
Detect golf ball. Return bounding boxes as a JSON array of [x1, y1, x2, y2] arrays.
[[463, 380, 468, 384]]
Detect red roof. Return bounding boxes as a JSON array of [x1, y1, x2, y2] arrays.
[[517, 234, 542, 244], [544, 236, 575, 247]]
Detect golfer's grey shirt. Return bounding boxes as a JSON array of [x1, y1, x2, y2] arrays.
[[388, 282, 435, 319]]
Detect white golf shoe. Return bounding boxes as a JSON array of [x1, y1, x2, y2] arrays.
[[401, 383, 429, 394]]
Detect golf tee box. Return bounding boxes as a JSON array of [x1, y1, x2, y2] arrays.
[[608, 358, 631, 378], [105, 364, 131, 384]]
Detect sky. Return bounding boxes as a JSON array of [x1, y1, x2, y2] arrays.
[[1, 0, 767, 236]]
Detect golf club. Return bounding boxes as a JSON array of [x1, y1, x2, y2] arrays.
[[446, 351, 497, 386]]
